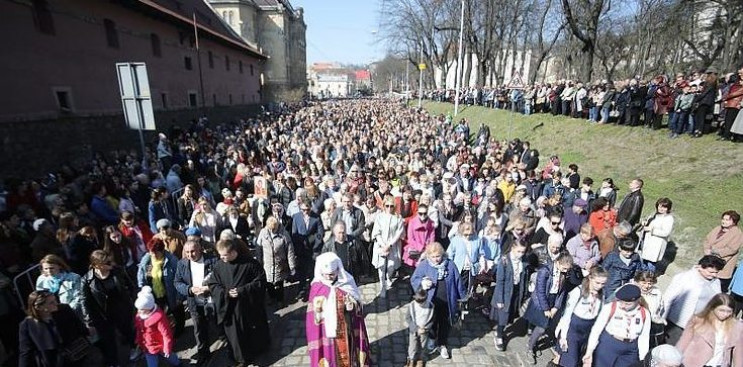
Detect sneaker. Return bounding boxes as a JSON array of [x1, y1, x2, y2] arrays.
[[439, 345, 450, 359], [494, 338, 505, 351], [129, 347, 143, 361]]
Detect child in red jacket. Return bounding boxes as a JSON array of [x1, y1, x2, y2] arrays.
[[134, 286, 181, 367]]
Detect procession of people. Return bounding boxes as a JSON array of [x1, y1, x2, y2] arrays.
[[2, 98, 743, 367]]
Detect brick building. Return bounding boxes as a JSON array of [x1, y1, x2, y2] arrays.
[[0, 0, 266, 177]]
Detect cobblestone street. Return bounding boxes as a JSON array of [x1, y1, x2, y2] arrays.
[[173, 278, 555, 367]]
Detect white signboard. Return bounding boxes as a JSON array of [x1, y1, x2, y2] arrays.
[[116, 62, 156, 131]]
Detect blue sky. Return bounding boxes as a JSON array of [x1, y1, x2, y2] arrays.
[[292, 0, 385, 65]]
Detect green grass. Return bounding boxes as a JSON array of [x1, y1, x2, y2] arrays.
[[423, 101, 743, 270]]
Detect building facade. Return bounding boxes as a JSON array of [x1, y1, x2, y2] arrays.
[[0, 0, 266, 123], [209, 0, 307, 102]]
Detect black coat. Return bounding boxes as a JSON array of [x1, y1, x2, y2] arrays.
[[290, 212, 324, 258], [617, 190, 644, 226], [80, 266, 135, 327], [19, 304, 88, 367], [174, 255, 218, 311]]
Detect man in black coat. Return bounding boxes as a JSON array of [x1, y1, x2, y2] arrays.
[[617, 178, 645, 227], [291, 202, 325, 300], [174, 240, 222, 365]]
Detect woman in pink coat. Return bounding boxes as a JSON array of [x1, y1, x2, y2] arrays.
[[403, 204, 435, 268], [134, 286, 181, 367], [676, 293, 743, 367]]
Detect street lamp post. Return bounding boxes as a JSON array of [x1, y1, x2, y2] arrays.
[[453, 0, 465, 116], [417, 46, 423, 107]]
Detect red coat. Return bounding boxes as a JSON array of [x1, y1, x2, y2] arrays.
[[724, 84, 743, 109], [134, 308, 174, 355], [119, 221, 153, 260]]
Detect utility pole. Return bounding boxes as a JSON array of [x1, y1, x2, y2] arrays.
[[454, 0, 465, 116], [418, 46, 423, 107]]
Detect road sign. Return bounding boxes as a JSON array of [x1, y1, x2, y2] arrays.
[[418, 63, 426, 71], [116, 62, 156, 131], [506, 71, 525, 89]]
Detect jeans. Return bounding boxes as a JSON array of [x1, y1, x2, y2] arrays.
[[668, 111, 688, 134], [587, 106, 596, 121], [408, 331, 430, 360], [145, 352, 181, 367], [600, 107, 610, 123], [524, 104, 532, 115]]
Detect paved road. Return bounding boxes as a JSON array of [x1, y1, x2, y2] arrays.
[[166, 278, 556, 367]]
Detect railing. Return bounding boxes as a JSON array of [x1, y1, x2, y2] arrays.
[[13, 264, 41, 309]]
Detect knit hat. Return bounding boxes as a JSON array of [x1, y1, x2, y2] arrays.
[[185, 227, 202, 237], [156, 218, 171, 229], [134, 286, 156, 311], [651, 344, 683, 365], [32, 218, 48, 232]]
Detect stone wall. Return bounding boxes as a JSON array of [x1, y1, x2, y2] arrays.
[[0, 104, 261, 179]]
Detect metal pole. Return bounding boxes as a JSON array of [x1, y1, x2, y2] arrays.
[[193, 13, 206, 108], [418, 46, 423, 107], [454, 0, 465, 116]]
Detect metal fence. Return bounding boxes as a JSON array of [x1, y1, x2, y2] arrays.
[[13, 264, 41, 309]]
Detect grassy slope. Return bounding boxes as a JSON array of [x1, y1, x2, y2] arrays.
[[423, 101, 743, 271]]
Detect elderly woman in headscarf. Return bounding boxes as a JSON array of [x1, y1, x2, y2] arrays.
[[306, 252, 371, 367]]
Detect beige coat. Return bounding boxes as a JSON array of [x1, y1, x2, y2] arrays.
[[703, 226, 743, 279], [256, 228, 296, 283]]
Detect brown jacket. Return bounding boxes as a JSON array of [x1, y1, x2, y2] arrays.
[[677, 316, 743, 367], [597, 227, 618, 259], [703, 226, 743, 279], [155, 231, 187, 259]]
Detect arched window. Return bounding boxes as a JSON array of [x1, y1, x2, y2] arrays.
[[228, 11, 234, 26]]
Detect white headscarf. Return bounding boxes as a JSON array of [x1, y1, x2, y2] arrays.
[[312, 252, 361, 338]]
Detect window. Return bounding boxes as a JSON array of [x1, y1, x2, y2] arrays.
[[184, 56, 193, 70], [250, 64, 254, 76], [212, 93, 217, 106], [242, 94, 245, 103], [188, 92, 197, 108], [227, 11, 234, 26], [225, 55, 230, 71], [229, 94, 233, 105], [208, 51, 214, 68], [32, 0, 55, 35], [103, 19, 118, 49], [151, 33, 161, 57], [161, 92, 168, 109], [239, 60, 243, 74], [52, 88, 73, 112]]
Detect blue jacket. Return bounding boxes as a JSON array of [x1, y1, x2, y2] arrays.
[[90, 195, 119, 225], [531, 263, 568, 312], [137, 251, 180, 308], [602, 251, 642, 297], [174, 255, 218, 310], [492, 255, 530, 314], [447, 235, 484, 276], [411, 258, 466, 324]]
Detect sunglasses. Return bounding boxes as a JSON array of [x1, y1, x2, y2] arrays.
[[551, 221, 561, 225], [385, 204, 395, 208], [418, 212, 428, 216]]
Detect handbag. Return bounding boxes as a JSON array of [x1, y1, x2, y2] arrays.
[[62, 336, 92, 361], [408, 250, 422, 260]]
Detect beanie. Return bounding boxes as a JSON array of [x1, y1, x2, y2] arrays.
[[134, 286, 156, 311]]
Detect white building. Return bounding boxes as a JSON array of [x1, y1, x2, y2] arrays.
[[310, 73, 352, 98]]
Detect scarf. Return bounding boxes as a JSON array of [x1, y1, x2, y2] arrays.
[[431, 259, 448, 281]]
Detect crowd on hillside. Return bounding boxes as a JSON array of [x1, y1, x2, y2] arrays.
[[425, 66, 743, 140], [1, 99, 743, 367]]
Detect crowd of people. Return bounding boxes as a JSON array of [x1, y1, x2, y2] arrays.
[[0, 98, 742, 367], [425, 66, 743, 140]]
